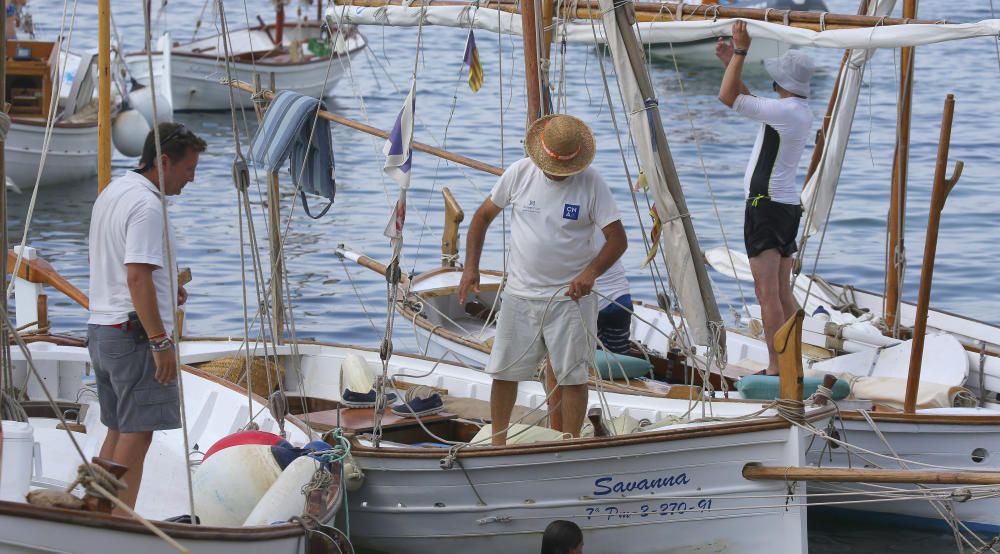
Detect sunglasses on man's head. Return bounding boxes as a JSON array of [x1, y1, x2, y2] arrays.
[[159, 123, 192, 147]]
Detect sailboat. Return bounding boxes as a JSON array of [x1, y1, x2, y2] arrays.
[[0, 6, 353, 553], [5, 41, 101, 190], [327, 0, 1000, 536], [124, 2, 367, 111]]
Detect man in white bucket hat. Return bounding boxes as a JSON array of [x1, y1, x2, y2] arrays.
[[717, 21, 815, 376], [458, 114, 627, 445]]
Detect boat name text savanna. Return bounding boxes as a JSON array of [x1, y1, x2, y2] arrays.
[[593, 472, 690, 496]]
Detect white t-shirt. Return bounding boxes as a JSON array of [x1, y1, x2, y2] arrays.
[[594, 228, 629, 311], [490, 158, 621, 300], [88, 171, 177, 331], [733, 94, 813, 205]]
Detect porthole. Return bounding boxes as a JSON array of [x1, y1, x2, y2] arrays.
[[972, 448, 989, 464]]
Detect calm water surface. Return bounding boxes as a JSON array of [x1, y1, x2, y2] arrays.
[[16, 0, 1000, 551]]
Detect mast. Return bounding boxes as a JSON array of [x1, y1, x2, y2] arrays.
[[885, 0, 917, 336], [903, 95, 962, 413], [1, 0, 9, 439], [521, 0, 546, 124], [97, 0, 112, 191]]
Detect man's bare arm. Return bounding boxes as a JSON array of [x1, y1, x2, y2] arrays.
[[458, 198, 503, 304], [567, 220, 628, 301], [718, 22, 752, 107]]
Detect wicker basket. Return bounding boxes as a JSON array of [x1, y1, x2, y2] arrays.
[[197, 356, 285, 397]]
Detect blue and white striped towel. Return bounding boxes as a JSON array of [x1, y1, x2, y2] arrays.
[[250, 90, 335, 218]]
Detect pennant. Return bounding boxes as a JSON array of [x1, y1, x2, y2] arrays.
[[642, 206, 663, 268], [383, 82, 416, 246], [634, 169, 648, 192], [463, 30, 484, 93]]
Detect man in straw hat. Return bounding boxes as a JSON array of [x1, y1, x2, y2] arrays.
[[717, 21, 815, 376], [458, 114, 627, 445]]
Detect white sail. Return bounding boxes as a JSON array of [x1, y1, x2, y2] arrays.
[[329, 3, 1000, 49], [800, 0, 895, 238], [597, 0, 723, 350]]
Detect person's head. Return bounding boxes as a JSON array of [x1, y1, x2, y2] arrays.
[[541, 520, 583, 554], [137, 122, 207, 195], [525, 114, 596, 180], [764, 50, 815, 99]]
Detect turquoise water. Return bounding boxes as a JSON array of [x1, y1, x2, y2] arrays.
[[13, 0, 1000, 551]]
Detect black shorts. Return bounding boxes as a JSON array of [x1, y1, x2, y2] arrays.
[[744, 198, 802, 258]]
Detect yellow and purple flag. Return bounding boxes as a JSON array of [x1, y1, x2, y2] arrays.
[[464, 30, 483, 93]]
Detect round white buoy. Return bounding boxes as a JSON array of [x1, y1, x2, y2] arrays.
[[192, 444, 283, 527], [243, 455, 320, 526], [129, 85, 174, 128], [111, 109, 150, 158]]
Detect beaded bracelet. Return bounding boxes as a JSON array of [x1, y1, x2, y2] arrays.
[[150, 337, 174, 352]]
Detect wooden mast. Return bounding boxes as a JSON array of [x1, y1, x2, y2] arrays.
[[522, 0, 547, 124], [885, 0, 917, 336], [903, 95, 962, 413], [97, 0, 112, 192]]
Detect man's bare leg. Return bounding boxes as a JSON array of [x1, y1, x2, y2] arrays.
[[490, 379, 519, 446], [99, 429, 119, 460], [749, 249, 783, 375], [778, 255, 798, 321], [544, 359, 563, 432], [112, 431, 153, 513], [559, 383, 589, 438]]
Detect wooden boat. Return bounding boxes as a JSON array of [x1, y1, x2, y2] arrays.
[[5, 40, 99, 189], [327, 0, 1000, 537], [124, 18, 366, 111], [0, 337, 349, 553]]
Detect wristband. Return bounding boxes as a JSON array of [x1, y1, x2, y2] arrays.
[[150, 337, 174, 352], [733, 48, 748, 56], [148, 332, 168, 341]]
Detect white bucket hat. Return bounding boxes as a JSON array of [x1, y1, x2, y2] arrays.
[[764, 50, 815, 98]]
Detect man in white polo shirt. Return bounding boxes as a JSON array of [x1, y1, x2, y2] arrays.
[[458, 114, 627, 445], [717, 21, 815, 376], [87, 122, 206, 511]]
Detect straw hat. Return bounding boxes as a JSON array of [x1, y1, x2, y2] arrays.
[[524, 114, 596, 177]]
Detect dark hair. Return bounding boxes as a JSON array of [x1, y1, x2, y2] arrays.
[[541, 520, 583, 554], [138, 122, 207, 171]]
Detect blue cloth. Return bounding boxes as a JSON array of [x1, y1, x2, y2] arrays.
[[250, 90, 335, 219], [270, 439, 336, 470], [597, 294, 632, 354]]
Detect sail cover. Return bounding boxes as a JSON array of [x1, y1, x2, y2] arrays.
[[328, 4, 1000, 49], [597, 0, 723, 351], [800, 0, 895, 238]]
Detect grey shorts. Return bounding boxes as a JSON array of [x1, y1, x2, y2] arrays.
[[486, 294, 597, 386], [87, 324, 181, 433]]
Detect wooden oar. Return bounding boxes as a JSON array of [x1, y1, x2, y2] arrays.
[[744, 463, 1000, 485], [7, 250, 89, 309]]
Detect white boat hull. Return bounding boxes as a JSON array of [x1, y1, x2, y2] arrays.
[[125, 29, 367, 111], [1, 340, 342, 553], [5, 121, 99, 189], [176, 339, 823, 553], [804, 411, 1000, 532], [351, 427, 808, 553]]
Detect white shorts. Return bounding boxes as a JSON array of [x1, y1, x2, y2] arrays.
[[486, 293, 597, 386]]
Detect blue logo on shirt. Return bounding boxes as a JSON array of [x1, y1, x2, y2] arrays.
[[563, 204, 580, 220]]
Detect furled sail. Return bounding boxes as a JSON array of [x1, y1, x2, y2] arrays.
[[597, 0, 723, 351], [800, 0, 895, 238], [329, 3, 1000, 48]]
